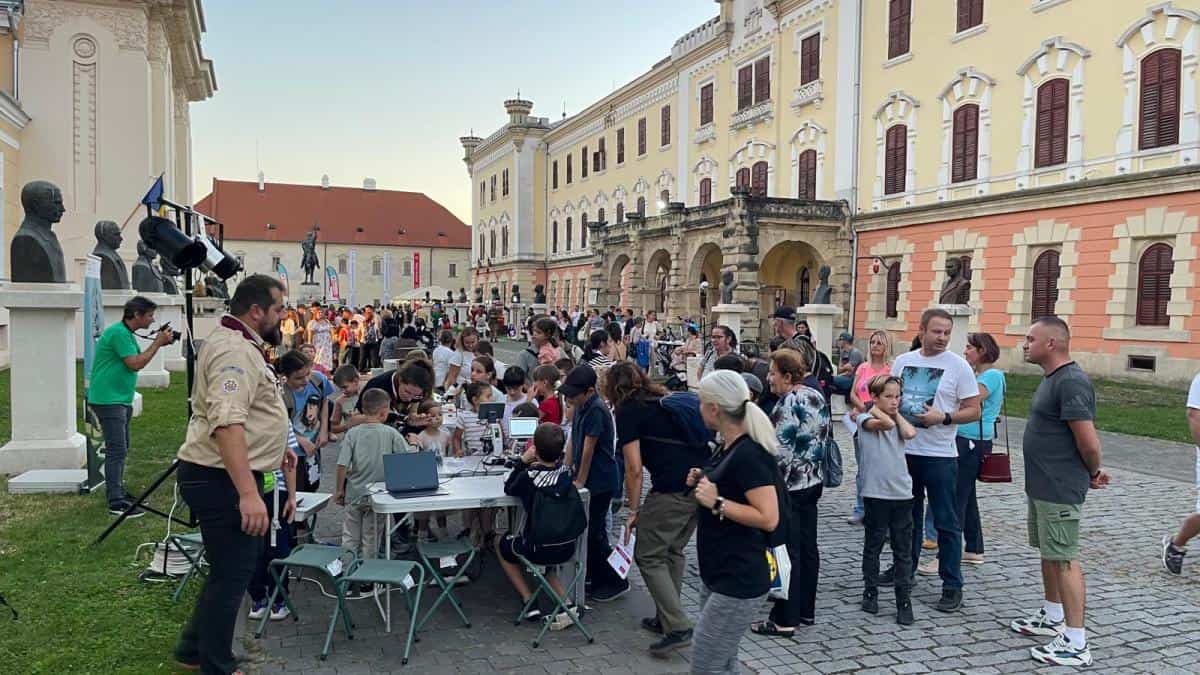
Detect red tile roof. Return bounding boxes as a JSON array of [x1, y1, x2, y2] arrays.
[[194, 179, 470, 249]]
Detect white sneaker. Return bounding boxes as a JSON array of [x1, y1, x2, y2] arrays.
[[1010, 608, 1065, 637], [1030, 634, 1092, 667], [248, 600, 268, 620], [269, 602, 290, 621]]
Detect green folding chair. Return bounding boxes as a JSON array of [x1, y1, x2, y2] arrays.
[[166, 532, 206, 603], [326, 559, 425, 664], [254, 544, 359, 660], [415, 539, 476, 630], [513, 544, 593, 648]]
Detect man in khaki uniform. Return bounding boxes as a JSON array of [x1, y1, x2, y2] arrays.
[[174, 274, 294, 675]]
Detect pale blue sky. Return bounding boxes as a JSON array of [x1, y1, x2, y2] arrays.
[[191, 0, 717, 225]]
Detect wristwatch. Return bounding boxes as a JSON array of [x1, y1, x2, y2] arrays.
[[942, 412, 953, 426], [712, 496, 725, 518]]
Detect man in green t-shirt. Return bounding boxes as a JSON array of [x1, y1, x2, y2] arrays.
[[89, 295, 174, 515]]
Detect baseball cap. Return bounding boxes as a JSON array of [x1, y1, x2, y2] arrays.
[[558, 364, 597, 398], [740, 372, 764, 396], [772, 306, 797, 321], [838, 332, 854, 343]]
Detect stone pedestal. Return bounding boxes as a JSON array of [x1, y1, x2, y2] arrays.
[[0, 283, 87, 474], [295, 283, 323, 305], [135, 293, 171, 389], [712, 304, 751, 343], [100, 290, 143, 417], [932, 304, 974, 355], [798, 304, 841, 358], [158, 294, 186, 372]]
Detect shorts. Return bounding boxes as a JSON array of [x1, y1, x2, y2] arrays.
[[498, 534, 574, 567], [1194, 448, 1200, 513], [1026, 498, 1081, 562]]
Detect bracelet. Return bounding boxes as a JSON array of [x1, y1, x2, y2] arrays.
[[712, 496, 725, 518]]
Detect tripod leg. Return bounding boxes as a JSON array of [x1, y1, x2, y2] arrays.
[[93, 459, 189, 545]]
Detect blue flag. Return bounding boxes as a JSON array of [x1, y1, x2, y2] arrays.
[[141, 174, 164, 212]]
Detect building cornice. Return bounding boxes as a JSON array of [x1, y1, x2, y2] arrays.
[[0, 89, 30, 130], [854, 165, 1200, 232]]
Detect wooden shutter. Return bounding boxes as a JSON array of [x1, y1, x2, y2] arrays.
[[489, 231, 496, 259], [661, 105, 671, 147], [801, 33, 820, 84], [598, 137, 606, 170], [566, 217, 572, 250], [754, 56, 771, 103], [700, 83, 714, 125], [617, 128, 625, 163], [884, 124, 907, 194], [888, 0, 911, 59], [797, 149, 817, 199], [700, 178, 712, 205], [952, 104, 979, 183], [751, 161, 768, 196], [551, 222, 557, 253], [566, 155, 572, 183], [597, 207, 605, 226], [637, 197, 646, 215], [886, 263, 901, 318], [617, 202, 624, 223], [960, 255, 973, 281], [1031, 249, 1061, 321], [581, 147, 588, 178], [552, 160, 558, 189], [799, 268, 811, 307], [737, 65, 753, 110], [736, 167, 751, 190], [581, 213, 587, 248], [957, 0, 983, 32], [501, 227, 508, 256], [1140, 49, 1182, 150], [1035, 79, 1069, 168], [638, 118, 647, 155], [1136, 243, 1174, 326]]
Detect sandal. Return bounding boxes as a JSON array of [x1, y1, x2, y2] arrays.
[[750, 620, 795, 638]]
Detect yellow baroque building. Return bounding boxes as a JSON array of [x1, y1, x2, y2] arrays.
[[466, 0, 1200, 383]]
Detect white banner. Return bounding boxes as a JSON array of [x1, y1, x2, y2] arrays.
[[383, 251, 392, 305], [348, 249, 358, 308]]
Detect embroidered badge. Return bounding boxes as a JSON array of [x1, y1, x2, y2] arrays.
[[222, 379, 240, 394]]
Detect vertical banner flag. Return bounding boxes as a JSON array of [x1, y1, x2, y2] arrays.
[[276, 262, 289, 297], [326, 266, 340, 301], [348, 250, 358, 308], [383, 251, 392, 305], [82, 255, 106, 491], [413, 252, 420, 290]]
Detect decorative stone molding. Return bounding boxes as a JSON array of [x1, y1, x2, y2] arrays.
[[1004, 219, 1082, 335], [1104, 206, 1198, 341], [730, 99, 774, 131], [148, 20, 170, 63], [789, 122, 827, 199], [930, 229, 988, 330], [1015, 37, 1090, 187], [873, 92, 920, 208], [693, 156, 717, 203], [790, 79, 823, 111], [729, 139, 776, 194], [24, 1, 147, 50], [936, 68, 996, 201], [694, 123, 717, 145], [864, 235, 915, 332]]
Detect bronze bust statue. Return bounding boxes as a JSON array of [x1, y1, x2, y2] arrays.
[[159, 257, 180, 295], [458, 288, 467, 303], [92, 220, 130, 290], [474, 287, 483, 303], [534, 284, 546, 304], [11, 180, 68, 283], [205, 273, 230, 300], [719, 269, 737, 305], [939, 257, 972, 304], [811, 265, 833, 304], [132, 240, 165, 293]]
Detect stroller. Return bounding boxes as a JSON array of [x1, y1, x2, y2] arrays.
[[660, 343, 689, 391]]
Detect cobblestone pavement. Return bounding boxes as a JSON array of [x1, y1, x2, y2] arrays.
[[249, 348, 1200, 673]]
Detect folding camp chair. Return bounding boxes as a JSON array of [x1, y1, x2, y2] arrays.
[[254, 544, 358, 659], [514, 539, 593, 648], [166, 532, 205, 603], [326, 559, 425, 664], [415, 539, 476, 630]]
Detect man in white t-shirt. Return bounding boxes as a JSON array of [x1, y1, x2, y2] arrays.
[[886, 308, 981, 613], [1162, 371, 1200, 575]]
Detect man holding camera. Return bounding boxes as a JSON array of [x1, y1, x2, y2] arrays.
[[88, 295, 175, 515]]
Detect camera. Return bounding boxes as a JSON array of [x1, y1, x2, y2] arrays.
[[156, 323, 182, 344]]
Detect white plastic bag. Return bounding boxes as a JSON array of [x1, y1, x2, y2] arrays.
[[766, 545, 791, 601]]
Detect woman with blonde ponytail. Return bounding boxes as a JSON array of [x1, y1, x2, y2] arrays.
[[686, 370, 780, 674]]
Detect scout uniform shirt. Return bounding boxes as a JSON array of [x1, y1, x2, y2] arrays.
[[177, 315, 289, 472]]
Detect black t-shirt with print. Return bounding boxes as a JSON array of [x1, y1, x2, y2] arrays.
[[615, 398, 695, 494], [696, 434, 778, 599]]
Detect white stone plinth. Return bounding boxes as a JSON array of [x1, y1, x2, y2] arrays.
[[157, 294, 186, 372], [798, 304, 841, 358], [0, 283, 87, 474], [712, 304, 751, 342], [135, 293, 171, 389], [295, 283, 323, 305], [686, 355, 702, 391], [932, 304, 975, 355]]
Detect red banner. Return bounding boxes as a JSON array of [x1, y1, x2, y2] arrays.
[[413, 252, 420, 289]]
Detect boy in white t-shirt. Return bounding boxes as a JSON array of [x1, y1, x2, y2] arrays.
[[1162, 371, 1200, 574]]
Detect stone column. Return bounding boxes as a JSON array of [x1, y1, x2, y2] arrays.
[[799, 304, 841, 358], [0, 283, 87, 474], [136, 293, 171, 388], [932, 304, 974, 355], [722, 189, 763, 345], [712, 303, 752, 343]]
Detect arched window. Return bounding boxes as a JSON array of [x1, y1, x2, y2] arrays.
[[617, 202, 625, 223], [660, 189, 670, 204], [1140, 48, 1182, 151], [751, 161, 768, 196], [489, 231, 496, 259], [885, 262, 902, 318], [799, 267, 811, 307], [1035, 79, 1069, 168], [1136, 243, 1174, 326], [581, 212, 588, 248], [699, 178, 712, 205], [636, 196, 646, 215], [597, 207, 605, 226], [951, 104, 979, 183], [1031, 249, 1061, 321], [476, 236, 483, 261], [797, 149, 817, 200], [566, 216, 573, 251], [735, 167, 751, 190], [501, 226, 508, 257], [884, 124, 907, 194], [552, 221, 558, 253]]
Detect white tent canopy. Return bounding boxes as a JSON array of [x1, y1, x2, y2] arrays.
[[394, 285, 450, 301]]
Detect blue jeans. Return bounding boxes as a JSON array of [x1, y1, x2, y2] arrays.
[[906, 455, 963, 591], [924, 508, 936, 541], [92, 403, 133, 506], [955, 436, 986, 554]]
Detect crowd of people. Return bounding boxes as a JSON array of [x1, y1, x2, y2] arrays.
[[102, 273, 1170, 674]]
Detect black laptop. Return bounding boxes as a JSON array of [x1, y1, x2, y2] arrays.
[[383, 452, 442, 499]]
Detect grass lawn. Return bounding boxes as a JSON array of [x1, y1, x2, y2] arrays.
[[1004, 373, 1192, 444]]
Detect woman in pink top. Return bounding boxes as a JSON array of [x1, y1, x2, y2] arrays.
[[848, 329, 893, 524]]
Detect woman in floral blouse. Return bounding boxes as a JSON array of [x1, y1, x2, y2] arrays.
[[751, 347, 830, 637]]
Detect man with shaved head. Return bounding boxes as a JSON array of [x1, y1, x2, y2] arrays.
[[1009, 316, 1109, 668]]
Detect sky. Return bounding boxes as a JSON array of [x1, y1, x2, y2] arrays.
[[190, 0, 718, 226]]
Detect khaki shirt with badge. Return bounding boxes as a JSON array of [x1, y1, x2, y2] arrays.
[[177, 317, 289, 473]]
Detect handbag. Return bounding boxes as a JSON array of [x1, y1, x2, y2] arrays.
[[977, 390, 1012, 483], [766, 544, 792, 601]]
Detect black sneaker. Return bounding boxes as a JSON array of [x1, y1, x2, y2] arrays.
[[649, 629, 693, 658], [935, 588, 963, 613], [861, 588, 879, 614], [641, 616, 664, 634], [896, 591, 915, 625], [109, 500, 145, 518], [589, 579, 630, 603], [1162, 534, 1186, 575]]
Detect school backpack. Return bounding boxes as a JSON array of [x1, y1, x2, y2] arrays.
[[282, 372, 327, 417], [634, 340, 651, 369], [641, 392, 716, 462], [528, 470, 588, 548]]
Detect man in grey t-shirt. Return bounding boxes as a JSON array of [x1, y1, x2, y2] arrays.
[[1009, 317, 1109, 668]]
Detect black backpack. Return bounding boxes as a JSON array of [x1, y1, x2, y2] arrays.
[[528, 471, 588, 548]]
